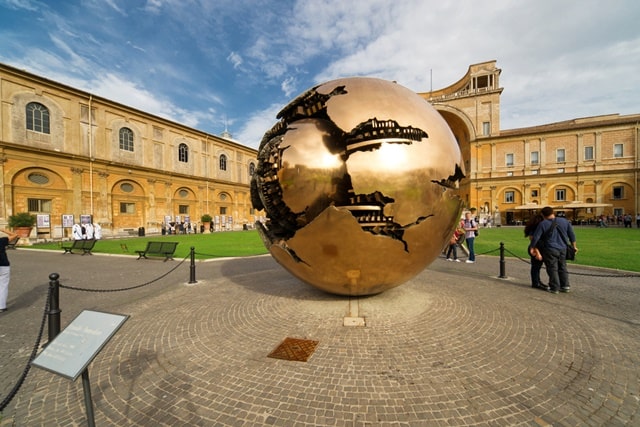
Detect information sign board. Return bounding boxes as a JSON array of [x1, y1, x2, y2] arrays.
[[32, 310, 129, 381], [62, 214, 74, 228]]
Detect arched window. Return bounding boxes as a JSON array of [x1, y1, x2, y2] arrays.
[[249, 162, 255, 176], [219, 154, 227, 171], [119, 128, 134, 151], [26, 102, 50, 134], [178, 143, 189, 163]]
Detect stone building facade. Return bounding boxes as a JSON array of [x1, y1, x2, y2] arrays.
[[421, 60, 640, 224], [0, 63, 259, 239], [1, 60, 638, 242]]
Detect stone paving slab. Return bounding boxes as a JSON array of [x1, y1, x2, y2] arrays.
[[0, 248, 639, 426]]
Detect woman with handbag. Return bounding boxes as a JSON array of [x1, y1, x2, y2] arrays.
[[524, 214, 548, 291]]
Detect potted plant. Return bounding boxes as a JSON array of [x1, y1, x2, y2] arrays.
[[201, 214, 213, 233], [8, 212, 37, 238]]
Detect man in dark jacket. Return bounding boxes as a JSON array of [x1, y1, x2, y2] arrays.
[[528, 206, 578, 294]]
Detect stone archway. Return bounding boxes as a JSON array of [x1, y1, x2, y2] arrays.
[[111, 179, 147, 232]]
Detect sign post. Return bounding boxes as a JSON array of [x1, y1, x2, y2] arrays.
[[31, 310, 129, 426]]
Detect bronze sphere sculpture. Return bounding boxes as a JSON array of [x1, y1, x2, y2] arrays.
[[251, 77, 465, 296]]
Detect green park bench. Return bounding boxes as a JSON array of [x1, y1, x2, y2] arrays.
[[135, 241, 178, 261], [62, 239, 97, 255]]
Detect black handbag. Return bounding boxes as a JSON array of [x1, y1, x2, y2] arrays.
[[556, 221, 576, 260]]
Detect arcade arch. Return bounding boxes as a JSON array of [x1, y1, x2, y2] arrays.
[[111, 179, 146, 229]]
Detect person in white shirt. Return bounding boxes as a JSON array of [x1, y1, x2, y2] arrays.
[[463, 212, 478, 263]]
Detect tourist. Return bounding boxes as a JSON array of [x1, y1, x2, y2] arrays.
[[0, 228, 19, 313], [463, 212, 478, 263], [529, 206, 578, 294], [524, 214, 548, 290]]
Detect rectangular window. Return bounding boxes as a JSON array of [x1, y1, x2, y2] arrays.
[[584, 146, 594, 160], [614, 143, 623, 158], [556, 148, 565, 163], [531, 190, 539, 197], [28, 198, 52, 212], [220, 207, 227, 215], [530, 151, 539, 165], [613, 186, 624, 199], [531, 170, 539, 175], [505, 153, 514, 167], [555, 189, 566, 201], [482, 122, 490, 136], [505, 191, 514, 203], [179, 205, 189, 214], [120, 202, 135, 214]]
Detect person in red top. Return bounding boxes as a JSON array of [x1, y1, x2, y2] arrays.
[[0, 228, 19, 312]]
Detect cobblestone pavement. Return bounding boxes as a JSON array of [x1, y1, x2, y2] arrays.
[[1, 248, 639, 426]]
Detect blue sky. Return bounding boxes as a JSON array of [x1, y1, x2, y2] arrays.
[[1, 0, 638, 149]]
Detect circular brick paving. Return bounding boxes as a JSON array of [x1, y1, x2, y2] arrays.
[[8, 255, 640, 426]]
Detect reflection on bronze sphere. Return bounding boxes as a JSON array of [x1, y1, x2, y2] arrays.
[[251, 77, 465, 296]]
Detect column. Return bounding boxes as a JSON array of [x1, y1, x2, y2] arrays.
[[71, 167, 84, 215], [0, 156, 7, 220], [97, 172, 109, 224], [147, 179, 157, 225], [595, 132, 602, 166], [594, 180, 603, 203], [165, 182, 173, 217], [577, 181, 584, 202]]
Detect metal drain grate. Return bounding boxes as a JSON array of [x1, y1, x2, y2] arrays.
[[267, 337, 319, 362]]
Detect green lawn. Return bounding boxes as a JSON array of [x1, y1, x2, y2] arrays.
[[26, 225, 640, 272], [29, 230, 269, 260], [473, 225, 640, 272]]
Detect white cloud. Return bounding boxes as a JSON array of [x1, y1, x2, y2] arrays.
[[280, 76, 297, 98], [235, 103, 284, 149], [143, 0, 163, 14], [0, 0, 39, 11], [103, 0, 126, 16], [227, 51, 243, 69]]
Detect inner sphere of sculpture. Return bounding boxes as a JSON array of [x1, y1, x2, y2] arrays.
[[251, 77, 464, 296]]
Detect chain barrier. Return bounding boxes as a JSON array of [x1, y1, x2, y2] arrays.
[[192, 251, 224, 258], [500, 245, 640, 278], [59, 253, 190, 292], [0, 282, 51, 412], [475, 247, 501, 256]]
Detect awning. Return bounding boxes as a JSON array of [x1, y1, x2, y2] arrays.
[[560, 202, 612, 209], [512, 203, 541, 210]]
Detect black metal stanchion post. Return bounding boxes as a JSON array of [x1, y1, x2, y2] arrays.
[[47, 273, 61, 341], [82, 369, 96, 427], [189, 246, 197, 284], [499, 242, 507, 278]]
